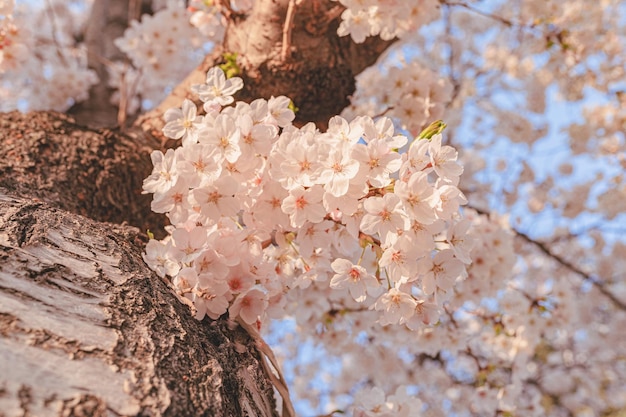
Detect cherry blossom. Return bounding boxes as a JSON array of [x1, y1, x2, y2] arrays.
[[143, 149, 178, 194], [372, 287, 417, 326], [162, 99, 204, 146], [192, 66, 243, 106], [394, 171, 438, 225], [417, 249, 465, 297], [281, 185, 326, 228], [317, 142, 360, 197], [360, 193, 408, 243], [330, 258, 380, 302], [428, 134, 464, 183], [230, 288, 268, 325]]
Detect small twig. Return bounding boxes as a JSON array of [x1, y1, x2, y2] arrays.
[[370, 106, 395, 120], [442, 4, 461, 107], [305, 4, 344, 36], [324, 5, 344, 22], [443, 1, 516, 27], [44, 0, 67, 64], [214, 0, 235, 20], [236, 317, 296, 417], [117, 64, 143, 132], [281, 0, 300, 62], [515, 229, 626, 310], [128, 0, 143, 22], [117, 69, 129, 131]]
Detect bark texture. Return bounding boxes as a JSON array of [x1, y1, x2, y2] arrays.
[[0, 111, 166, 237], [224, 0, 394, 126], [0, 112, 278, 417]]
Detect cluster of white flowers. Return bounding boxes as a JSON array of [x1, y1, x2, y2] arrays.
[[343, 58, 453, 137], [143, 66, 470, 329], [450, 210, 517, 306], [187, 0, 227, 40], [183, 0, 442, 46], [333, 0, 441, 43], [113, 1, 204, 111], [0, 1, 98, 111]]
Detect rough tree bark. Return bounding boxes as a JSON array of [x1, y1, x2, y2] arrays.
[[0, 112, 277, 417], [0, 1, 396, 415]]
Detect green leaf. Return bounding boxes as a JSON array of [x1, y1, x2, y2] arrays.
[[219, 52, 241, 78], [288, 99, 299, 114]]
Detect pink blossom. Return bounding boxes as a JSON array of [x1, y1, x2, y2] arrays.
[[281, 185, 326, 228], [229, 288, 268, 325], [330, 258, 380, 302], [417, 249, 465, 296], [361, 193, 408, 243], [162, 98, 203, 146], [372, 288, 416, 326]]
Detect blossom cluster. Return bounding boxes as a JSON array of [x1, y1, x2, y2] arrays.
[[450, 210, 516, 307], [186, 0, 227, 40], [113, 1, 204, 111], [333, 0, 441, 43], [0, 1, 98, 111], [186, 0, 252, 39], [352, 386, 422, 417], [143, 66, 470, 329], [343, 58, 453, 137]]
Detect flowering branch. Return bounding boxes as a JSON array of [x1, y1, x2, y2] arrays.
[[515, 228, 626, 310], [469, 205, 626, 310]]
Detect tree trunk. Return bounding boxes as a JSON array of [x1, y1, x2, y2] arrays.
[[0, 112, 278, 417]]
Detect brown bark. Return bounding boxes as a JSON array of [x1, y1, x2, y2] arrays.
[[0, 111, 166, 237], [0, 111, 278, 416], [224, 0, 394, 127]]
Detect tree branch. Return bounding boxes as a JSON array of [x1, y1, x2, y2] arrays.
[[468, 205, 626, 310]]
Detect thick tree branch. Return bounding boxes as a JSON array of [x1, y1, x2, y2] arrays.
[[0, 192, 278, 416], [0, 111, 166, 237]]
